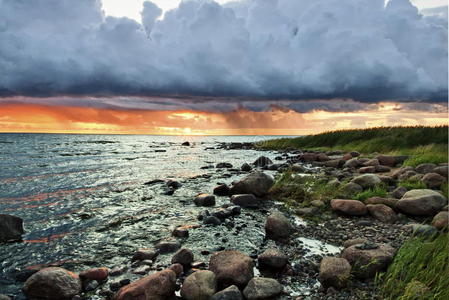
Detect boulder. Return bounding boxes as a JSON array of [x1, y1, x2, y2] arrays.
[[230, 171, 274, 197], [343, 158, 362, 168], [182, 141, 190, 146], [265, 211, 294, 241], [216, 162, 233, 168], [79, 267, 109, 281], [213, 184, 230, 196], [415, 163, 437, 174], [230, 194, 260, 208], [23, 267, 82, 300], [396, 189, 447, 216], [341, 182, 363, 195], [253, 156, 273, 167], [317, 153, 330, 162], [324, 159, 345, 168], [132, 248, 158, 262], [375, 155, 397, 167], [181, 270, 217, 300], [291, 163, 306, 172], [359, 166, 376, 173], [211, 285, 243, 300], [391, 186, 407, 199], [391, 166, 414, 179], [363, 159, 380, 167], [367, 204, 397, 223], [241, 163, 252, 172], [351, 174, 381, 188], [171, 248, 194, 267], [194, 194, 216, 207], [300, 153, 318, 162], [432, 211, 448, 230], [319, 257, 351, 289], [243, 277, 283, 300], [115, 269, 176, 300], [172, 227, 189, 238], [343, 238, 368, 248], [257, 248, 288, 269], [0, 214, 24, 242], [168, 263, 183, 277], [330, 199, 367, 216], [421, 173, 446, 189], [365, 197, 398, 208], [399, 170, 418, 181], [376, 165, 392, 173], [434, 166, 448, 178], [155, 241, 181, 254], [342, 243, 396, 279], [209, 250, 254, 288]]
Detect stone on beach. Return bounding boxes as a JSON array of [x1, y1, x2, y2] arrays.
[[79, 267, 109, 281], [253, 156, 273, 167], [213, 184, 230, 196], [415, 163, 436, 174], [172, 227, 189, 238], [23, 267, 82, 300], [243, 277, 283, 300], [211, 285, 243, 300], [396, 189, 447, 216], [421, 173, 446, 189], [115, 269, 176, 300], [0, 214, 24, 242], [209, 250, 254, 288], [181, 270, 217, 300], [229, 171, 274, 197], [351, 174, 381, 188], [432, 211, 448, 230], [241, 163, 252, 171], [194, 194, 216, 207], [155, 240, 181, 254], [171, 248, 194, 267], [265, 210, 295, 241], [230, 194, 260, 208], [330, 199, 367, 216], [319, 257, 351, 289], [365, 197, 398, 208], [257, 248, 288, 269], [132, 248, 159, 262], [367, 204, 397, 223]]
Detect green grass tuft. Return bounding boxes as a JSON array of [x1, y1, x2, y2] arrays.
[[398, 178, 427, 190], [354, 184, 388, 202], [380, 234, 449, 300]]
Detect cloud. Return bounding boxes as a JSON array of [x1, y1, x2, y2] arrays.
[[0, 0, 447, 102]]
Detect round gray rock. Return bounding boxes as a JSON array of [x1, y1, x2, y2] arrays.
[[181, 270, 217, 300], [243, 277, 283, 300]]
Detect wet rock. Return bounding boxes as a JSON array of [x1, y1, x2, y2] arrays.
[[181, 270, 217, 300], [434, 165, 448, 178], [359, 166, 376, 173], [194, 194, 216, 207], [363, 159, 379, 167], [300, 153, 318, 162], [144, 179, 165, 185], [432, 211, 448, 230], [0, 214, 24, 242], [319, 257, 351, 289], [182, 141, 191, 146], [211, 285, 243, 300], [291, 163, 306, 172], [79, 267, 109, 281], [155, 241, 181, 254], [243, 277, 283, 300], [257, 248, 288, 269], [296, 207, 319, 216], [421, 173, 446, 189], [324, 159, 345, 168], [415, 163, 436, 174], [341, 182, 363, 195], [167, 180, 182, 189], [217, 162, 233, 168], [132, 265, 150, 275], [330, 199, 367, 216], [213, 184, 231, 196], [365, 197, 398, 208], [171, 248, 194, 267], [253, 156, 273, 167], [109, 266, 127, 277], [397, 189, 447, 216], [343, 158, 362, 168], [115, 269, 176, 300], [204, 216, 222, 225], [367, 204, 398, 223], [342, 243, 396, 279], [406, 224, 438, 237], [132, 248, 159, 262], [392, 186, 407, 199], [317, 153, 330, 162], [23, 267, 82, 300], [172, 227, 189, 238], [376, 165, 392, 173], [209, 250, 254, 288], [265, 210, 295, 241], [230, 194, 260, 208], [351, 174, 381, 188], [0, 295, 11, 300], [168, 263, 183, 277], [230, 171, 274, 197], [241, 163, 252, 172], [376, 155, 397, 167], [343, 238, 368, 248]]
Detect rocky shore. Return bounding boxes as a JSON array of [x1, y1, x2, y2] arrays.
[[0, 141, 447, 300]]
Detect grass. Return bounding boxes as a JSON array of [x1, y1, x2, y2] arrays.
[[256, 126, 448, 166], [380, 234, 449, 300], [399, 178, 427, 190], [353, 184, 388, 202]]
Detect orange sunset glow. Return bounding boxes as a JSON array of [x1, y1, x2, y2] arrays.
[[0, 103, 447, 135]]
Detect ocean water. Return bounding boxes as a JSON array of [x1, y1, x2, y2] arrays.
[[0, 134, 291, 296]]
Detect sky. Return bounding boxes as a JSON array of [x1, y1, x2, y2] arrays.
[[0, 0, 447, 135]]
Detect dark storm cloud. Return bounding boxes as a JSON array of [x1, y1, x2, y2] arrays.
[[0, 0, 447, 103]]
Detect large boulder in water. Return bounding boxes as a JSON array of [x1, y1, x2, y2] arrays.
[[209, 250, 254, 289], [181, 270, 217, 300], [243, 277, 283, 300], [396, 189, 447, 216], [0, 214, 24, 242], [265, 210, 294, 241], [115, 269, 176, 300], [253, 156, 273, 167], [229, 171, 274, 197], [342, 243, 396, 279], [23, 267, 82, 300]]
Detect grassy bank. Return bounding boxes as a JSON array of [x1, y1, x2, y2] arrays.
[[380, 234, 449, 300], [256, 126, 448, 166]]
